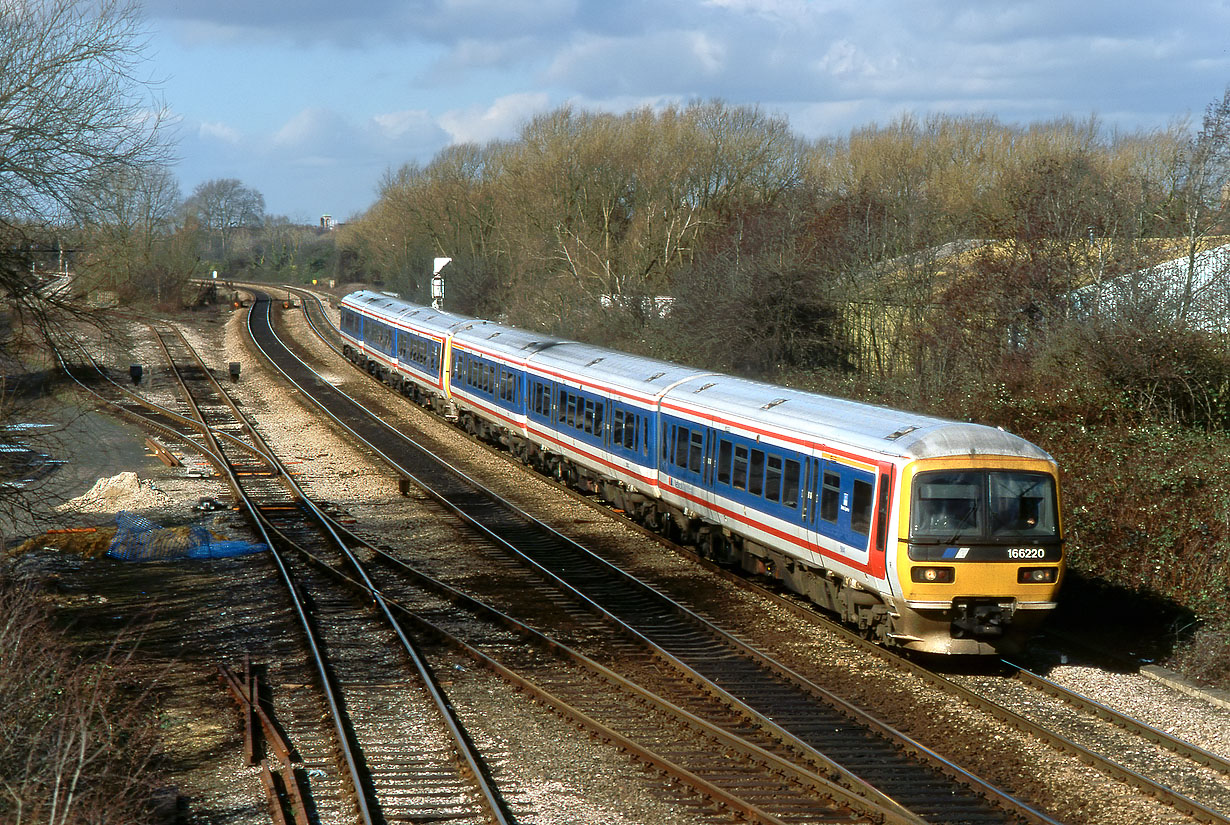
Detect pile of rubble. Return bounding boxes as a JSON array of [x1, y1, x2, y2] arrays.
[[58, 471, 177, 514]]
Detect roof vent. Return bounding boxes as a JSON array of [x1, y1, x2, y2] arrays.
[[694, 382, 716, 393], [761, 397, 788, 410], [586, 357, 605, 367], [647, 371, 666, 381], [488, 331, 501, 339], [886, 425, 919, 441]]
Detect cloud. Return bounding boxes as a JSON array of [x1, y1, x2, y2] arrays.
[[438, 92, 551, 144], [198, 120, 242, 144]]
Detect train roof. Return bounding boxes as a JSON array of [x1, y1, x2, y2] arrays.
[[451, 317, 569, 360], [528, 342, 710, 401], [664, 372, 1052, 462], [342, 291, 1053, 464], [343, 290, 471, 335]]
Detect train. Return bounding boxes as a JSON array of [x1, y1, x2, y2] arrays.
[[338, 289, 1064, 655]]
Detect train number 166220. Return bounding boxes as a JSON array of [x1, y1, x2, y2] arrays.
[[1006, 547, 1046, 559]]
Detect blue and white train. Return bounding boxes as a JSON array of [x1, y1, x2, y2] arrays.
[[339, 289, 1064, 654]]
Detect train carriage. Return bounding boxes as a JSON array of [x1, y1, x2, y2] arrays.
[[340, 291, 469, 408], [520, 343, 702, 499], [340, 290, 1064, 655]]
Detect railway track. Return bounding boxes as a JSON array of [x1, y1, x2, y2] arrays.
[[283, 284, 1230, 825], [53, 323, 515, 825], [247, 288, 1070, 825]]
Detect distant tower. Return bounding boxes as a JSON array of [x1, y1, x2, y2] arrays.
[[320, 214, 334, 230]]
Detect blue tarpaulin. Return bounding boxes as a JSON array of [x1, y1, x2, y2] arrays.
[[107, 511, 265, 561]]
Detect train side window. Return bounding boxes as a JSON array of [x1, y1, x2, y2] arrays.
[[643, 418, 650, 458], [765, 455, 782, 502], [625, 413, 638, 450], [688, 429, 704, 473], [782, 459, 801, 509], [748, 449, 765, 496], [583, 399, 595, 434], [852, 479, 873, 535], [732, 445, 748, 490], [717, 440, 732, 485], [821, 471, 840, 523], [612, 409, 625, 447], [674, 425, 690, 469]]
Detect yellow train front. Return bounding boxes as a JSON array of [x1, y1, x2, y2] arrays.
[[886, 453, 1063, 655]]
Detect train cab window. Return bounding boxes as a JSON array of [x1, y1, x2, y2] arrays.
[[912, 470, 1058, 540], [782, 459, 801, 508], [716, 440, 732, 485], [747, 449, 765, 496], [852, 479, 873, 535], [820, 471, 840, 523], [732, 445, 748, 490]]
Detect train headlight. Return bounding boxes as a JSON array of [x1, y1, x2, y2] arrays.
[[1018, 567, 1057, 584], [911, 566, 954, 583]]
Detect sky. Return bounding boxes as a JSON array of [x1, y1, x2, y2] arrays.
[[140, 0, 1230, 223]]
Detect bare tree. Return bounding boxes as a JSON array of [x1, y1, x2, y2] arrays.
[[0, 0, 168, 305], [73, 163, 183, 302], [1171, 86, 1230, 325], [182, 177, 265, 262]]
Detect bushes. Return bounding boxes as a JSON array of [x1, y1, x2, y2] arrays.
[[0, 580, 162, 824]]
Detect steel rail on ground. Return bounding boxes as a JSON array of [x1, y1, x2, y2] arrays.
[[147, 321, 517, 825], [51, 326, 378, 825], [52, 325, 513, 825]]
